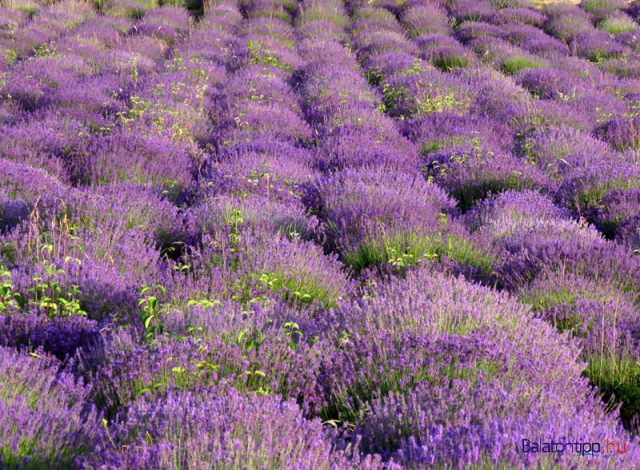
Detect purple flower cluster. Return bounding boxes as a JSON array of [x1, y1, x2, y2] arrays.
[[2, 0, 640, 467], [83, 385, 369, 469], [0, 346, 104, 467]]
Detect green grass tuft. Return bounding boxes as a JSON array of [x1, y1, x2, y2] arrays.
[[500, 56, 541, 75], [586, 353, 640, 428], [433, 53, 472, 72], [343, 232, 494, 276], [599, 16, 638, 35]]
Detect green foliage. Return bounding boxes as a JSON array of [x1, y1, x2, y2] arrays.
[[520, 288, 580, 314], [489, 0, 518, 8], [247, 39, 292, 72], [186, 298, 221, 309], [378, 82, 405, 114], [119, 95, 151, 124], [0, 265, 19, 314], [420, 140, 444, 156], [576, 178, 640, 216], [403, 58, 425, 75], [379, 80, 469, 117], [129, 8, 146, 20], [282, 321, 303, 351], [531, 301, 592, 338], [415, 83, 469, 115], [5, 49, 17, 66], [115, 84, 202, 153], [206, 207, 341, 308], [344, 232, 494, 276], [588, 49, 621, 64], [599, 16, 637, 35], [303, 10, 349, 28], [234, 328, 271, 395], [229, 269, 341, 309], [252, 9, 292, 24], [103, 0, 155, 19], [22, 255, 87, 318], [257, 271, 338, 307], [33, 43, 56, 58], [130, 54, 139, 82], [28, 279, 85, 318], [272, 0, 298, 12], [365, 67, 384, 87], [139, 284, 166, 342], [420, 135, 478, 156], [224, 207, 244, 258], [17, 6, 39, 20], [586, 353, 640, 428], [581, 0, 621, 13], [452, 174, 531, 213], [433, 53, 471, 72], [500, 56, 541, 75]]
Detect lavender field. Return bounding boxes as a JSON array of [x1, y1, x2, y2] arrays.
[[3, 0, 640, 467]]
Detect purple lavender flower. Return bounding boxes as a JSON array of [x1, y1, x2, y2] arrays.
[[0, 310, 100, 359], [318, 267, 639, 467], [520, 271, 640, 356], [493, 7, 546, 27], [545, 4, 595, 41], [400, 4, 451, 37], [0, 347, 104, 467], [86, 386, 357, 469], [581, 0, 628, 22], [309, 166, 458, 271], [3, 0, 640, 464]]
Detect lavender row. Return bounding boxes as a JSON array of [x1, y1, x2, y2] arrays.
[[345, 0, 640, 439], [1, 0, 640, 468]]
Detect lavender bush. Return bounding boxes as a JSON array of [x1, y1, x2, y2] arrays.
[[2, 0, 640, 467]]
